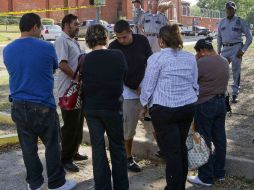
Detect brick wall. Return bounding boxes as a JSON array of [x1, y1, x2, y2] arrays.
[[1, 0, 126, 23], [1, 0, 9, 12], [181, 15, 221, 32], [1, 0, 220, 30]]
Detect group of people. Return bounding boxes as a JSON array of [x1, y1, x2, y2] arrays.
[[3, 0, 252, 190]]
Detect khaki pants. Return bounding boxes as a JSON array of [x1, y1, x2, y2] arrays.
[[123, 99, 154, 140], [147, 36, 161, 53]]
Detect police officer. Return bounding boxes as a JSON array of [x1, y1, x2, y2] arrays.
[[138, 0, 168, 52], [217, 1, 252, 103], [132, 0, 144, 34]]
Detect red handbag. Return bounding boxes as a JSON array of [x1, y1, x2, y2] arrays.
[[58, 54, 86, 110]]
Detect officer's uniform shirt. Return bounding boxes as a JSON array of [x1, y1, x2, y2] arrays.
[[133, 8, 144, 25], [133, 8, 144, 34], [139, 11, 168, 52], [139, 11, 168, 34], [217, 15, 252, 53], [217, 15, 252, 97]]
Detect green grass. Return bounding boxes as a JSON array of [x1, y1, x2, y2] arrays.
[[0, 72, 10, 112], [0, 34, 9, 43], [0, 73, 9, 86], [0, 32, 20, 44], [0, 24, 20, 43]]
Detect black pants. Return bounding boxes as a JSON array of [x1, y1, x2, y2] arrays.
[[11, 101, 66, 189], [84, 110, 129, 190], [150, 104, 195, 190], [61, 108, 84, 163]]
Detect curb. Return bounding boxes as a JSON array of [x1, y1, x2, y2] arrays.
[[0, 111, 253, 179], [0, 134, 18, 147], [82, 128, 254, 180], [0, 112, 14, 125]]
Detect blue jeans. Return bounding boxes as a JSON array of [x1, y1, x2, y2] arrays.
[[84, 110, 129, 190], [195, 95, 227, 184], [11, 101, 66, 190]]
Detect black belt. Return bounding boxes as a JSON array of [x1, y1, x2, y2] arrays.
[[146, 33, 158, 37], [223, 42, 242, 47], [215, 94, 225, 98]]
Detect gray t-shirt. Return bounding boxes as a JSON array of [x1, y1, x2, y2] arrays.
[[197, 55, 229, 104], [54, 32, 83, 97]]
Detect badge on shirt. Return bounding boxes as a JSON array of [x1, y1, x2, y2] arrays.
[[236, 19, 241, 26], [232, 27, 241, 32]]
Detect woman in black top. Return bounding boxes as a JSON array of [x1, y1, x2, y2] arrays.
[[82, 24, 129, 190]]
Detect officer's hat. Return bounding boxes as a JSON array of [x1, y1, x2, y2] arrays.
[[226, 1, 236, 10], [132, 0, 141, 3]]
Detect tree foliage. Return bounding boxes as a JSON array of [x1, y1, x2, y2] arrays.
[[196, 0, 254, 24], [190, 5, 201, 17]]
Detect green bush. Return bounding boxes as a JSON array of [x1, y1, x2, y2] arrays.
[[41, 18, 55, 25]]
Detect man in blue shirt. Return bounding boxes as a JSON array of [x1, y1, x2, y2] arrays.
[[3, 13, 76, 190]]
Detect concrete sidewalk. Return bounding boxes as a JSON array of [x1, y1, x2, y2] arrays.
[[0, 144, 246, 190], [0, 110, 254, 181], [81, 120, 254, 180]]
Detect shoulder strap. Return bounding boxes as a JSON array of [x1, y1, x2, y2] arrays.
[[191, 121, 201, 144], [72, 54, 86, 81]]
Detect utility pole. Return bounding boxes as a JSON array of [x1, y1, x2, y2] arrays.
[[64, 0, 68, 15], [46, 0, 50, 18], [89, 0, 105, 23], [96, 7, 101, 23]]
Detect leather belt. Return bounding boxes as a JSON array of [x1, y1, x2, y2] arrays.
[[146, 33, 158, 37], [215, 94, 225, 98], [223, 42, 242, 47]]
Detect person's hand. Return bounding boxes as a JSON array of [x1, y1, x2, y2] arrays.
[[135, 87, 141, 96], [195, 53, 201, 61], [236, 50, 244, 58], [139, 106, 147, 121], [73, 73, 80, 82]]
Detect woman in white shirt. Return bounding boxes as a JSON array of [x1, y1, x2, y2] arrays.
[[140, 24, 198, 190]]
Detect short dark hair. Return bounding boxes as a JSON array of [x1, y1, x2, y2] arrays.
[[159, 24, 183, 50], [61, 14, 78, 30], [114, 20, 130, 33], [19, 13, 41, 32], [194, 37, 214, 52], [85, 24, 108, 49]]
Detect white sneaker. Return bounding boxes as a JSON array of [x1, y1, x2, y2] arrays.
[[27, 184, 42, 190], [48, 180, 77, 190], [187, 175, 212, 187]]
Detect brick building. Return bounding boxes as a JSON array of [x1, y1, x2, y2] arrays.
[[0, 0, 220, 31]]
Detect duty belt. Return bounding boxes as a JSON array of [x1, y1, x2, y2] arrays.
[[146, 33, 158, 37], [223, 42, 242, 47]]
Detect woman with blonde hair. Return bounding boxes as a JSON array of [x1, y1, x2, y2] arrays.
[[140, 24, 198, 190]]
